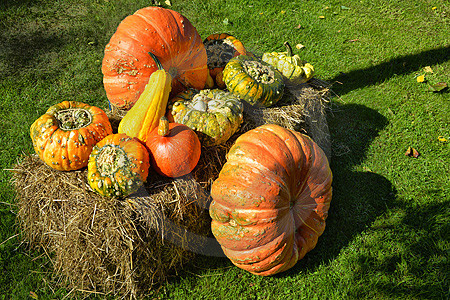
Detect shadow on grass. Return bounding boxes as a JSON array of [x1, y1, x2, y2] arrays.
[[172, 101, 445, 299], [329, 45, 450, 95], [0, 29, 65, 79], [281, 102, 393, 268], [347, 200, 449, 299], [274, 103, 448, 298], [0, 0, 37, 9], [0, 5, 119, 81]]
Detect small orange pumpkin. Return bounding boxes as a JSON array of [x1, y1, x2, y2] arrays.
[[30, 101, 112, 171], [145, 117, 201, 178]]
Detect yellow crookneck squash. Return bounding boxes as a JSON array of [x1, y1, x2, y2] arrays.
[[118, 53, 172, 143]]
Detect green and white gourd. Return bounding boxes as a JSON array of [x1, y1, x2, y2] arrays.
[[170, 89, 244, 147], [262, 42, 314, 84]]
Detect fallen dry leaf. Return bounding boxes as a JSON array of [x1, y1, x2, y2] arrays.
[[428, 81, 448, 92], [405, 146, 420, 158], [424, 66, 433, 73], [296, 24, 302, 29], [296, 43, 305, 49]]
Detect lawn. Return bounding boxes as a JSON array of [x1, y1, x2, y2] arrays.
[[1, 0, 449, 299]]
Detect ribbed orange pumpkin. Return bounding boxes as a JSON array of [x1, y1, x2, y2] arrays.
[[209, 124, 332, 276], [102, 6, 209, 110]]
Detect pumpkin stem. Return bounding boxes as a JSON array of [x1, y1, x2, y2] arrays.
[[283, 41, 293, 57], [149, 52, 164, 70], [157, 116, 170, 137]]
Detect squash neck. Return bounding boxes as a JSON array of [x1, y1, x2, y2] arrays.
[[283, 41, 293, 57], [149, 52, 164, 70]]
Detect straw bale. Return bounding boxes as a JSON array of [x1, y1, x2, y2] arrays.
[[12, 155, 210, 298]]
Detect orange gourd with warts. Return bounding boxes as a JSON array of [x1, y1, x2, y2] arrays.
[[30, 101, 112, 171]]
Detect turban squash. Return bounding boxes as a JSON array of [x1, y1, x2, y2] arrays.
[[262, 42, 315, 84], [87, 133, 150, 198], [169, 89, 244, 147], [102, 6, 208, 110], [30, 101, 112, 171], [222, 55, 284, 107], [209, 124, 332, 276]]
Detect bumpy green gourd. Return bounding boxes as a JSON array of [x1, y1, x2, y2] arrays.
[[87, 133, 150, 198], [170, 89, 244, 147], [262, 42, 314, 84], [222, 55, 285, 107]]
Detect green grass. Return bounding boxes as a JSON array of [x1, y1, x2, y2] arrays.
[[1, 0, 449, 299]]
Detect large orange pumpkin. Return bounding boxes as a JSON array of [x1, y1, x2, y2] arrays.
[[102, 6, 209, 110], [209, 124, 332, 276]]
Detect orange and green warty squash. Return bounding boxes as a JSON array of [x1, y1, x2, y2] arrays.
[[169, 89, 244, 147], [87, 133, 150, 198], [203, 33, 248, 88], [262, 42, 315, 84], [102, 6, 209, 110], [222, 55, 285, 107], [145, 117, 201, 178], [209, 124, 332, 276], [30, 101, 112, 171]]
